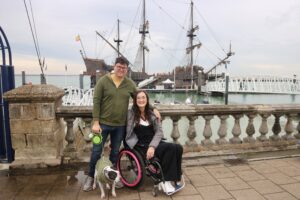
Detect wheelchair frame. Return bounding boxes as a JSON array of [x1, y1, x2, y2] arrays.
[[117, 147, 165, 189]]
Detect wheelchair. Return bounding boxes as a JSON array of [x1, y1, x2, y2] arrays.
[[117, 145, 165, 196]]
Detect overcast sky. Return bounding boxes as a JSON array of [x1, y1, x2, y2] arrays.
[[1, 0, 300, 78]]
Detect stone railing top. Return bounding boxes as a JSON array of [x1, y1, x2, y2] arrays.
[[4, 84, 65, 102], [157, 104, 300, 115], [56, 106, 92, 118], [55, 104, 300, 118]]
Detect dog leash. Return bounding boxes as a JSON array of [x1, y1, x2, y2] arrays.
[[89, 130, 106, 157], [89, 131, 103, 145]]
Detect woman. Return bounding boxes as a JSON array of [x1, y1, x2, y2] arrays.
[[125, 90, 183, 194]]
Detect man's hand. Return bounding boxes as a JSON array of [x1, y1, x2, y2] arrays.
[[92, 121, 102, 134], [153, 109, 161, 121], [146, 146, 155, 160]]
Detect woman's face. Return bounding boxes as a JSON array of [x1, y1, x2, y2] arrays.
[[136, 92, 147, 109]]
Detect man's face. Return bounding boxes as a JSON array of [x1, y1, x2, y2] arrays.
[[114, 63, 128, 78]]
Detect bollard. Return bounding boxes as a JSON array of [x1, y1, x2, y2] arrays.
[[22, 71, 26, 85], [40, 73, 46, 84]]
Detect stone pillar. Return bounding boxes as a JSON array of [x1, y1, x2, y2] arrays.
[[170, 116, 180, 144], [257, 113, 270, 142], [186, 116, 197, 147], [282, 114, 296, 140], [216, 115, 228, 144], [230, 114, 243, 144], [270, 114, 282, 141], [295, 116, 300, 139], [243, 114, 256, 143], [3, 84, 65, 161], [201, 115, 214, 146]]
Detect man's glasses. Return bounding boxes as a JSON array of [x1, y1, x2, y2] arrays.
[[116, 65, 128, 70]]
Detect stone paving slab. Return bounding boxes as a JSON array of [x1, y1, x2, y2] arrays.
[[1, 157, 300, 199], [247, 179, 283, 194], [263, 172, 298, 185], [217, 177, 250, 191], [235, 170, 265, 182], [264, 192, 298, 200], [189, 173, 219, 187], [229, 189, 265, 200], [281, 183, 300, 199], [196, 185, 232, 200], [207, 167, 236, 179]]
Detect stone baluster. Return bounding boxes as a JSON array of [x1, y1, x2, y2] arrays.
[[282, 114, 296, 140], [170, 116, 180, 144], [186, 116, 198, 147], [216, 115, 228, 144], [295, 116, 300, 139], [201, 115, 214, 146], [82, 118, 93, 152], [230, 114, 243, 144], [64, 118, 77, 159], [270, 114, 282, 141], [243, 114, 256, 143], [257, 113, 270, 142]]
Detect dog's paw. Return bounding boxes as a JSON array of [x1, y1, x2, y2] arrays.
[[92, 184, 96, 190], [112, 192, 117, 198], [101, 194, 105, 199]]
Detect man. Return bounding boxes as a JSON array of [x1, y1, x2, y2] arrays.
[[83, 57, 160, 191]]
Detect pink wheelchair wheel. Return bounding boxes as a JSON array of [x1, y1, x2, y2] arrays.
[[117, 149, 145, 188]]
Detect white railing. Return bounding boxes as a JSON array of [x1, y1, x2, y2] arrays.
[[206, 75, 300, 94], [62, 87, 84, 106]]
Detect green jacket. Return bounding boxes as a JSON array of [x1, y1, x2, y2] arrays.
[[93, 74, 137, 126], [95, 156, 113, 183]]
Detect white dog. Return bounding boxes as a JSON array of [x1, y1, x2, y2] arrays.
[[93, 156, 121, 199]]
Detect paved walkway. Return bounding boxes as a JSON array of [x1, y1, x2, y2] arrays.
[[1, 157, 300, 200]]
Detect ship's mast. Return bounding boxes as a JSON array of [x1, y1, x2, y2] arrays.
[[186, 1, 201, 89], [114, 19, 123, 57], [139, 0, 149, 73]]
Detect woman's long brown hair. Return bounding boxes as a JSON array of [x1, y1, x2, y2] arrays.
[[132, 90, 152, 125]]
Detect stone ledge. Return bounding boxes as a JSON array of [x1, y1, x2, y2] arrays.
[[4, 148, 300, 176], [8, 158, 62, 175], [9, 158, 61, 169], [3, 84, 64, 102]]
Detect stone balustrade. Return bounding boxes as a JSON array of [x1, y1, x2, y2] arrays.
[[56, 104, 300, 159], [4, 84, 300, 163]]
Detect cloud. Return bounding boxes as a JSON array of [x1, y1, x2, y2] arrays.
[[1, 0, 300, 79], [13, 53, 84, 75]]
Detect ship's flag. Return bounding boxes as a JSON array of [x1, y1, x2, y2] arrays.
[[75, 35, 81, 42]]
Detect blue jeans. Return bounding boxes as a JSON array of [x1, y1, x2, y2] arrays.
[[88, 124, 125, 177]]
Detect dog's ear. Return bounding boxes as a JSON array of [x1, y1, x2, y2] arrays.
[[108, 171, 117, 180]]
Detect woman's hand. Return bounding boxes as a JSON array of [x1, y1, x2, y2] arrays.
[[92, 121, 102, 134], [153, 109, 161, 121], [146, 146, 155, 160]]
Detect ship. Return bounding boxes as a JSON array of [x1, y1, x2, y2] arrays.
[[79, 1, 234, 91]]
